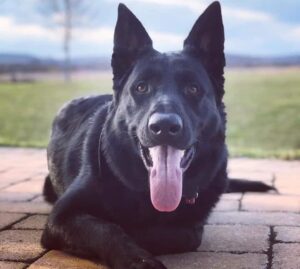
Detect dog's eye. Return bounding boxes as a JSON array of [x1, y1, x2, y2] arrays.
[[184, 85, 200, 96], [136, 82, 149, 94]]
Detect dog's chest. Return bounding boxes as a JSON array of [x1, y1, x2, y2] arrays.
[[101, 187, 157, 225], [100, 185, 204, 227]]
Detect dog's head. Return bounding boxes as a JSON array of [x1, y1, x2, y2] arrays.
[[109, 2, 225, 212]]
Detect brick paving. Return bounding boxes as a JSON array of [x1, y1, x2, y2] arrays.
[[0, 147, 299, 269]]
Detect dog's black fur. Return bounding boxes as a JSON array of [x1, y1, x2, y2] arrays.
[[41, 2, 274, 268]]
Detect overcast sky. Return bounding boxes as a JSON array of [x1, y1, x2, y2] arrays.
[[0, 0, 300, 58]]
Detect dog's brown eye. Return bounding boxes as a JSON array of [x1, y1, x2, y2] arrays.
[[185, 85, 199, 96], [136, 82, 149, 94]]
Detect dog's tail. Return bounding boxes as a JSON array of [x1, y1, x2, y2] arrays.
[[43, 175, 58, 204], [226, 179, 277, 193]]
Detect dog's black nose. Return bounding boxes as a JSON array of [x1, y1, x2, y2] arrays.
[[148, 113, 183, 138]]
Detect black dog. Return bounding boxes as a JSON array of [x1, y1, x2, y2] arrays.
[[41, 2, 273, 268]]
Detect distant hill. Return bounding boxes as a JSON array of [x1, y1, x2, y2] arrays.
[[226, 54, 300, 67], [0, 53, 300, 73], [0, 54, 110, 73], [0, 54, 40, 65]]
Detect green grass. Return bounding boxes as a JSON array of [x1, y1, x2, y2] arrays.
[[225, 68, 300, 159], [0, 68, 299, 159], [0, 77, 111, 147]]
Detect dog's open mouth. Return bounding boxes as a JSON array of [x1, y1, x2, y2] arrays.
[[139, 143, 195, 212], [139, 144, 194, 171]]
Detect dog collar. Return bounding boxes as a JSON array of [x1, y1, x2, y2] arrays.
[[185, 192, 198, 205]]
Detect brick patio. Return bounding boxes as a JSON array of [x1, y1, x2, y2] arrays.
[[0, 147, 299, 269]]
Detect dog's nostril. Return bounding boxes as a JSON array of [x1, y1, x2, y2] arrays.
[[169, 124, 181, 135], [149, 123, 162, 135]]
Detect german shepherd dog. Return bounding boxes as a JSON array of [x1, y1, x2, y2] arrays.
[[42, 2, 273, 268]]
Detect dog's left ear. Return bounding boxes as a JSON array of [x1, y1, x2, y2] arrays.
[[112, 4, 153, 86], [184, 1, 225, 101]]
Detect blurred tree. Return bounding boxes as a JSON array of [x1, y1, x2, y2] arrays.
[[38, 0, 95, 82]]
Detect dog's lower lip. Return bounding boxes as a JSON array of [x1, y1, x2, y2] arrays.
[[139, 143, 153, 168], [180, 147, 195, 170]]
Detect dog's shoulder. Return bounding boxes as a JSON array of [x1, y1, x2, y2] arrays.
[[52, 95, 112, 133], [56, 95, 111, 122], [47, 94, 113, 191]]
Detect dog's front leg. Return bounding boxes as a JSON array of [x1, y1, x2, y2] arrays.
[[129, 223, 203, 255], [41, 184, 167, 269]]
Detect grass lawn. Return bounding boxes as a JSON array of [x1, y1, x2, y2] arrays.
[[0, 68, 299, 159], [0, 76, 111, 148], [225, 68, 300, 159]]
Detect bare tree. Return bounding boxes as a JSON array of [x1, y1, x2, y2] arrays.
[[38, 0, 95, 82]]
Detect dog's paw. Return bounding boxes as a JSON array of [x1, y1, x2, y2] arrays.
[[129, 257, 167, 269]]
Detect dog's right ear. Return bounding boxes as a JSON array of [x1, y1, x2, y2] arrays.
[[112, 4, 153, 84]]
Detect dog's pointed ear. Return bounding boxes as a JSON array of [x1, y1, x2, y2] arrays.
[[183, 1, 225, 101], [184, 1, 225, 69], [112, 4, 153, 81]]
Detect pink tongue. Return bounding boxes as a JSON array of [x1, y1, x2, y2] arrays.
[[149, 146, 184, 212]]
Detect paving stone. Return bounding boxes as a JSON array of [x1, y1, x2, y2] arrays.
[[220, 193, 243, 200], [275, 226, 300, 243], [0, 212, 26, 230], [276, 172, 300, 182], [29, 250, 108, 269], [273, 243, 300, 269], [228, 159, 300, 174], [0, 181, 15, 190], [0, 171, 33, 185], [228, 160, 269, 173], [275, 174, 300, 195], [0, 192, 37, 202], [1, 151, 299, 268], [31, 195, 45, 203], [0, 147, 44, 156], [213, 199, 239, 211], [0, 160, 46, 179], [276, 182, 300, 196], [159, 252, 267, 269], [228, 159, 262, 172], [0, 261, 27, 269], [198, 225, 269, 252], [0, 167, 9, 173], [207, 212, 300, 226], [0, 230, 44, 261], [0, 174, 28, 190], [0, 150, 45, 175], [0, 175, 41, 191], [3, 178, 44, 194], [228, 171, 273, 184], [13, 215, 48, 230], [242, 194, 300, 212], [0, 202, 52, 214]]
